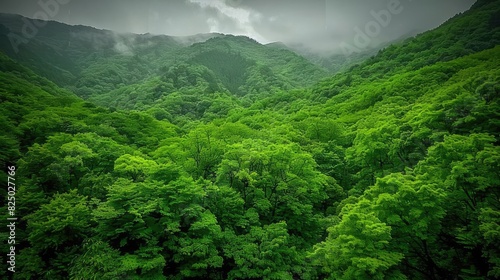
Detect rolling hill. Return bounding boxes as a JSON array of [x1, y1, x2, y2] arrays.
[[0, 0, 499, 279], [0, 13, 328, 102]]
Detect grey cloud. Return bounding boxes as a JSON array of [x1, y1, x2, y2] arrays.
[[0, 0, 476, 54]]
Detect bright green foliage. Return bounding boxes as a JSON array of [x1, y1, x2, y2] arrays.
[[14, 191, 93, 279], [204, 184, 246, 230], [114, 154, 158, 182], [69, 239, 124, 280], [26, 190, 91, 250], [223, 222, 299, 280], [1, 1, 499, 279], [216, 140, 330, 240], [414, 134, 500, 278], [312, 207, 405, 280], [314, 132, 500, 279]]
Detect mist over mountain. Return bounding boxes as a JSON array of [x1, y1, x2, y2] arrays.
[[0, 0, 476, 54], [0, 12, 329, 104], [0, 0, 499, 279]]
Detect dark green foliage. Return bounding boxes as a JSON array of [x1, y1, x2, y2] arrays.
[[1, 1, 499, 279], [190, 49, 254, 94]]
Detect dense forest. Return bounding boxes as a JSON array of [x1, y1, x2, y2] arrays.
[[0, 0, 499, 279]]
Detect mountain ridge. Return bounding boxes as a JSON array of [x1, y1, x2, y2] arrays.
[[0, 12, 329, 104], [0, 1, 499, 279]]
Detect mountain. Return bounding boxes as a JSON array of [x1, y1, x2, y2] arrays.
[[0, 13, 328, 103], [0, 0, 499, 279], [267, 30, 421, 74], [265, 41, 375, 73], [0, 14, 182, 88]]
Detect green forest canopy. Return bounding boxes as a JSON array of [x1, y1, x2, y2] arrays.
[[0, 0, 499, 279]]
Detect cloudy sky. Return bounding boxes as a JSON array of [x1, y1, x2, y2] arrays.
[[0, 0, 476, 53]]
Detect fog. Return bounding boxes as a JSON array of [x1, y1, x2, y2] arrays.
[[0, 0, 476, 54]]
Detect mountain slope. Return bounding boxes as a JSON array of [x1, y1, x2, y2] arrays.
[[306, 45, 500, 279], [0, 13, 185, 93], [0, 14, 328, 103], [0, 0, 499, 279], [313, 0, 499, 96]]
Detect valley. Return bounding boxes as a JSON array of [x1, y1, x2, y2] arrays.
[[0, 0, 499, 279]]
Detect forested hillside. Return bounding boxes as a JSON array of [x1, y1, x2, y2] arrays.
[[0, 14, 327, 103], [0, 0, 499, 279]]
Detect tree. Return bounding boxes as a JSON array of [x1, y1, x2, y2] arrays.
[[311, 201, 405, 280], [216, 140, 330, 242], [114, 154, 157, 182], [223, 222, 300, 280], [414, 133, 500, 278], [19, 190, 92, 279]]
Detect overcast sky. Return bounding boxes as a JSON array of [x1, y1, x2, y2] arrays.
[[0, 0, 476, 53]]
